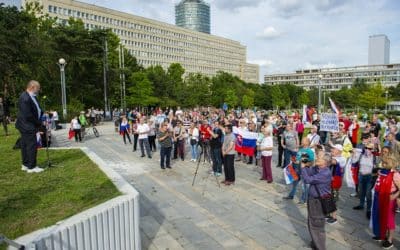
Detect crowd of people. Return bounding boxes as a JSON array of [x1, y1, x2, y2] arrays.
[[6, 79, 400, 249], [112, 106, 400, 249]]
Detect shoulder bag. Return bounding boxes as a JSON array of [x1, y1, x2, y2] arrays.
[[314, 184, 337, 215]]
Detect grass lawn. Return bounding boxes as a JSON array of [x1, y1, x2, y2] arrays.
[[0, 127, 120, 249]]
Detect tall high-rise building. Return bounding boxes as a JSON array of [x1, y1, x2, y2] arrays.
[[368, 34, 390, 65], [175, 0, 210, 34]]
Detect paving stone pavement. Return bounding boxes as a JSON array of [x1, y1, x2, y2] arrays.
[[51, 122, 400, 250]]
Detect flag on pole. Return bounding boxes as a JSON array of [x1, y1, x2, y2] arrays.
[[302, 105, 308, 123], [329, 97, 340, 115], [233, 126, 258, 156]]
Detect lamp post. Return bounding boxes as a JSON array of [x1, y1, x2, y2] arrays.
[[318, 74, 322, 114], [385, 90, 389, 114], [57, 58, 67, 119]]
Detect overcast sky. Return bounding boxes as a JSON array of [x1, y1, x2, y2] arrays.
[[81, 0, 400, 81]]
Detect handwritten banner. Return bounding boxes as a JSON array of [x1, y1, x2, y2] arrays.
[[320, 113, 339, 132]]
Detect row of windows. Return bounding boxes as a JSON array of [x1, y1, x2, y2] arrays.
[[49, 5, 243, 58], [266, 70, 400, 81], [48, 4, 237, 51], [136, 58, 239, 76]]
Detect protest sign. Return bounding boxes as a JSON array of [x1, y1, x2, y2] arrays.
[[320, 113, 339, 132]]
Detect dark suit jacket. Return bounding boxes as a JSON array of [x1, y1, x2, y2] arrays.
[[15, 91, 42, 134]]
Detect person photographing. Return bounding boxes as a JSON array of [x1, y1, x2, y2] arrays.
[[15, 80, 44, 173], [301, 152, 333, 250]]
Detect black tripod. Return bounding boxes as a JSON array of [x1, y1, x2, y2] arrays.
[[192, 143, 221, 188], [43, 123, 56, 168]]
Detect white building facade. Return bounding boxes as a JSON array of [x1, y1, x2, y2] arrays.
[[264, 64, 400, 90], [12, 0, 259, 83]]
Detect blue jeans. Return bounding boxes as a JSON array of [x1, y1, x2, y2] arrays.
[[160, 147, 172, 168], [283, 149, 297, 168], [191, 143, 198, 160], [301, 182, 310, 203], [358, 174, 372, 211], [210, 147, 222, 173]]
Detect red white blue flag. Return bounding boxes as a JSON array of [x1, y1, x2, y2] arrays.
[[283, 163, 299, 184], [329, 97, 340, 115], [233, 126, 258, 156]]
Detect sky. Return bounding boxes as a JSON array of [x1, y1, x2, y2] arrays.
[[81, 0, 400, 81]]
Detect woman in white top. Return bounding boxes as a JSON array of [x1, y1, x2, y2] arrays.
[[258, 126, 273, 183], [70, 116, 82, 142], [189, 122, 200, 162]]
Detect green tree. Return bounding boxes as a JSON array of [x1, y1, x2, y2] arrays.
[[241, 89, 255, 108], [225, 89, 238, 108], [298, 91, 310, 106], [127, 72, 158, 107], [358, 83, 386, 110], [270, 85, 286, 109], [183, 73, 211, 107]]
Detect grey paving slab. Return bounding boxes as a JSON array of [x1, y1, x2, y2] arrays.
[[51, 123, 400, 249]]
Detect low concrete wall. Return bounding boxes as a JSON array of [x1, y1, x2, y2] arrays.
[[10, 147, 141, 250]]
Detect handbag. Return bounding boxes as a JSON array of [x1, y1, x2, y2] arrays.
[[68, 129, 75, 140], [314, 184, 337, 215]]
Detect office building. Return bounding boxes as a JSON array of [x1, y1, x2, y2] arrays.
[[264, 64, 400, 90], [7, 0, 259, 83], [369, 34, 390, 65], [175, 0, 210, 34]]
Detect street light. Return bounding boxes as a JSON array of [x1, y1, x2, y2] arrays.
[[318, 74, 322, 114], [57, 58, 67, 119], [385, 90, 389, 114]]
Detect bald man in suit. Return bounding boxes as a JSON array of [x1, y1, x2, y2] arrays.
[[15, 80, 44, 173]]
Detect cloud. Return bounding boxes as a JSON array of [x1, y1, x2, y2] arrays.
[[313, 0, 347, 11], [211, 0, 265, 11], [256, 26, 282, 39], [248, 59, 274, 67], [303, 62, 337, 70], [271, 0, 304, 17]]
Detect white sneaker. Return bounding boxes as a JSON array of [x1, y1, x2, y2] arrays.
[[350, 193, 358, 197], [27, 167, 44, 173], [21, 165, 29, 171]]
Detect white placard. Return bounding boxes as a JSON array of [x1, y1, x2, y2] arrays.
[[320, 113, 339, 132]]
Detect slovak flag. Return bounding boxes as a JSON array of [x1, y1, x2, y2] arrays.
[[329, 97, 340, 115], [232, 126, 258, 156]]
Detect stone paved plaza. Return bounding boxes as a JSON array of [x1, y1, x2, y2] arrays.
[[52, 122, 398, 250]]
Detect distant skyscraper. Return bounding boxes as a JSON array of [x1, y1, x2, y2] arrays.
[[368, 34, 390, 65], [175, 0, 210, 34]]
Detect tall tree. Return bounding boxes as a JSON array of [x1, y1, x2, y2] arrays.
[[358, 83, 386, 110], [127, 72, 158, 107]]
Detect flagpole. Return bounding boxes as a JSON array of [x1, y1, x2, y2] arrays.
[[318, 74, 322, 114]]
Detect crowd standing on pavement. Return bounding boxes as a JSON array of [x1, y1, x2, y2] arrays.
[[110, 106, 400, 250], [5, 80, 400, 250]]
